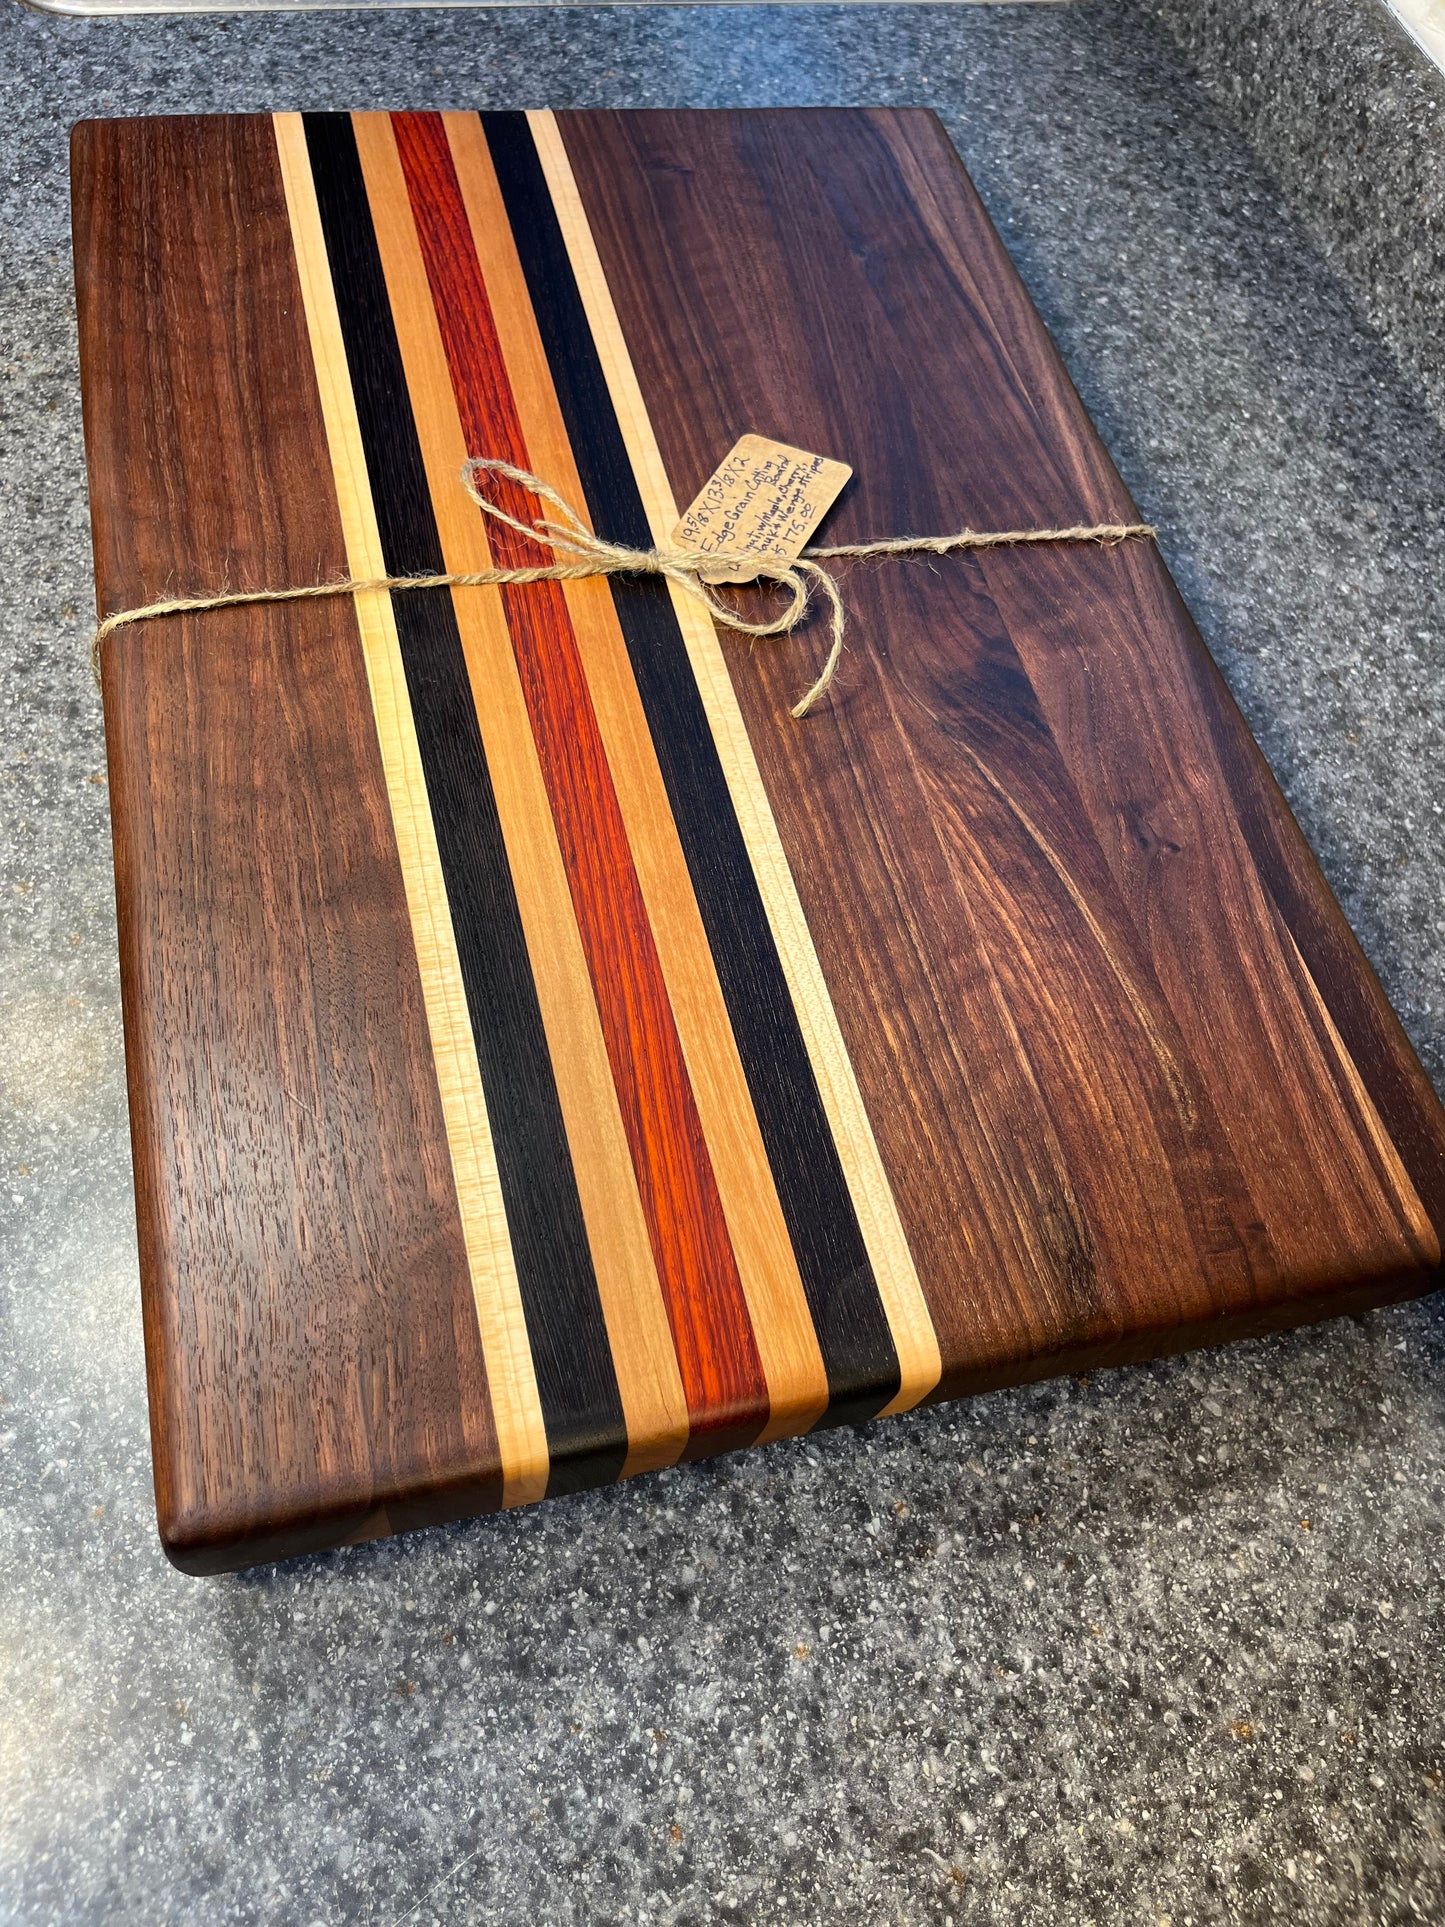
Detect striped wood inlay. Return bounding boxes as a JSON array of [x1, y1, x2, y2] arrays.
[[527, 109, 944, 1416], [303, 111, 635, 1497], [349, 110, 690, 1480], [273, 112, 550, 1508], [479, 112, 905, 1426], [76, 108, 1445, 1574], [443, 110, 831, 1445], [389, 109, 772, 1453]]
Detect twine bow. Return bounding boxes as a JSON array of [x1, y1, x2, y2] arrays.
[[91, 455, 1157, 716], [460, 458, 850, 718]]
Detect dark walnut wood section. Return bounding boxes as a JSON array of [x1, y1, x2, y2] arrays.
[[71, 107, 1445, 1574], [73, 116, 500, 1572], [562, 106, 1445, 1391]]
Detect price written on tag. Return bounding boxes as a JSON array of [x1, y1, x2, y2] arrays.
[[671, 434, 853, 584]]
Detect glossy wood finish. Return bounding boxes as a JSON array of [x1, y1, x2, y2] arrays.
[[72, 108, 1445, 1572], [525, 111, 942, 1419], [559, 106, 1445, 1392], [392, 110, 772, 1456], [450, 111, 831, 1450], [73, 115, 502, 1569], [349, 111, 691, 1483], [279, 112, 554, 1505]]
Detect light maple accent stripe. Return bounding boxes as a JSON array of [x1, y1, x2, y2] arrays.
[[1272, 913, 1438, 1261], [528, 108, 943, 1416], [395, 110, 769, 1448], [352, 112, 689, 1478], [272, 112, 549, 1506], [443, 112, 829, 1445]]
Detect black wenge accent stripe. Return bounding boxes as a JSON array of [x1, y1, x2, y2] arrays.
[[302, 113, 627, 1496], [481, 110, 902, 1425]]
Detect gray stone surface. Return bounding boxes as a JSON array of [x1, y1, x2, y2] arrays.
[[2, 4, 1444, 1922], [1145, 0, 1445, 434]]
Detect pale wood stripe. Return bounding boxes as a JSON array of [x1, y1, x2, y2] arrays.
[[528, 108, 943, 1416], [447, 112, 830, 1443], [273, 112, 549, 1505], [1273, 912, 1438, 1260], [352, 112, 689, 1478]]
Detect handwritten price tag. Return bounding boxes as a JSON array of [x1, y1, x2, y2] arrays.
[[672, 434, 852, 584]]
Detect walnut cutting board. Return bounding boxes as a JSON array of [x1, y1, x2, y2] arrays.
[[71, 108, 1445, 1574]]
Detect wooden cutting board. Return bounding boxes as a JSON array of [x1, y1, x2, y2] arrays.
[[72, 108, 1445, 1574]]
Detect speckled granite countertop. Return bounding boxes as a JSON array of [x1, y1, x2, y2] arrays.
[[1146, 0, 1445, 432], [3, 4, 1444, 1923]]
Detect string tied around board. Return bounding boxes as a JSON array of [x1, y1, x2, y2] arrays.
[[91, 456, 1158, 718]]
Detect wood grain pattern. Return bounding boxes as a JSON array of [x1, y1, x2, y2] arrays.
[[300, 111, 633, 1500], [73, 106, 1445, 1572], [74, 114, 503, 1570], [528, 110, 942, 1416], [557, 105, 1443, 1392], [350, 111, 690, 1480], [275, 114, 550, 1508], [391, 110, 770, 1450], [446, 110, 830, 1445]]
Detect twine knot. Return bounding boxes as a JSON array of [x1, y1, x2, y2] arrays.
[[460, 457, 849, 718]]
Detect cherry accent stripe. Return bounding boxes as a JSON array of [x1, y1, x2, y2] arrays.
[[484, 110, 911, 1425], [300, 112, 621, 1496], [391, 110, 768, 1448]]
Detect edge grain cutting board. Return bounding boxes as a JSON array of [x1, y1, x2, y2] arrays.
[[71, 108, 1445, 1574]]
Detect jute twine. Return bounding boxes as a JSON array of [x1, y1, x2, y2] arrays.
[[92, 456, 1157, 718]]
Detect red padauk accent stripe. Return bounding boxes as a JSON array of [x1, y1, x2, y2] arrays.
[[390, 110, 767, 1445]]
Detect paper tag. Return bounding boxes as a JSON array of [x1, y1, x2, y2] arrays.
[[671, 434, 852, 584]]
